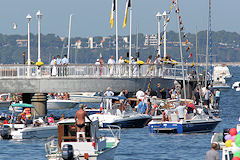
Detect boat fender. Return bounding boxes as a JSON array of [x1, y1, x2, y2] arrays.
[[62, 144, 74, 160]]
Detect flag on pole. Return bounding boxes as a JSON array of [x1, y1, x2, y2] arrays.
[[123, 0, 131, 28], [110, 0, 115, 29]]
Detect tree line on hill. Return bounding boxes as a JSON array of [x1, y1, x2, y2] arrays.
[[0, 30, 239, 64]]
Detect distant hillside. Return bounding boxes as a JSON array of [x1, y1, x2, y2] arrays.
[[0, 30, 239, 64]]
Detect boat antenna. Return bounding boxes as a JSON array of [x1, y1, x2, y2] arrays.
[[175, 0, 186, 100]]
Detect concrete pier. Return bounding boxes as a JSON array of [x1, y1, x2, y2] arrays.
[[31, 93, 47, 117]]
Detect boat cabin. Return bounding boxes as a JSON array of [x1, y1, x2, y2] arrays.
[[57, 119, 107, 155]]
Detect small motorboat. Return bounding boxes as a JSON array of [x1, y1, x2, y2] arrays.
[[232, 81, 240, 91], [45, 119, 121, 160], [89, 96, 152, 128], [148, 103, 221, 134], [47, 99, 79, 110], [1, 103, 58, 140], [69, 92, 103, 103]]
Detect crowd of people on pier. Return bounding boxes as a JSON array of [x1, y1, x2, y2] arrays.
[[49, 55, 69, 76]]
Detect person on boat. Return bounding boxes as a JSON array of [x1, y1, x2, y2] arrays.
[[47, 114, 55, 124], [149, 88, 157, 97], [104, 87, 114, 110], [124, 90, 129, 99], [25, 116, 33, 126], [145, 99, 152, 115], [24, 107, 31, 119], [136, 88, 145, 100], [75, 105, 92, 141], [194, 88, 200, 106], [214, 88, 220, 109], [118, 89, 125, 97], [206, 143, 220, 160], [157, 83, 166, 99], [108, 55, 115, 76], [33, 117, 44, 127], [59, 114, 65, 121], [137, 99, 147, 114], [203, 86, 212, 108], [175, 101, 186, 120]]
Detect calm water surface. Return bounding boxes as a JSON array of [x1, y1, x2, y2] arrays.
[[0, 66, 239, 160]]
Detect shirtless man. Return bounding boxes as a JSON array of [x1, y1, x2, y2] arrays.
[[75, 105, 92, 133]]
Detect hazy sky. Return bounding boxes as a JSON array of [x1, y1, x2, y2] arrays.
[[1, 0, 240, 37]]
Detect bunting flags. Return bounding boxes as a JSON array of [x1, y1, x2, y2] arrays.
[[185, 52, 193, 63], [123, 0, 131, 28], [110, 0, 115, 29]]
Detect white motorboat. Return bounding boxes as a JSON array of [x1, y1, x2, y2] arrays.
[[232, 81, 240, 91], [1, 103, 58, 140], [0, 93, 12, 107], [47, 99, 79, 110], [89, 97, 152, 128], [212, 64, 232, 89], [45, 119, 121, 160], [69, 92, 102, 103]]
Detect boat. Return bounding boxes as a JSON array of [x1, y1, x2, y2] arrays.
[[232, 81, 240, 91], [47, 99, 79, 110], [0, 93, 12, 107], [1, 103, 58, 140], [211, 124, 240, 160], [69, 92, 103, 103], [212, 64, 232, 89], [148, 102, 221, 133], [45, 119, 120, 160], [89, 97, 152, 128]]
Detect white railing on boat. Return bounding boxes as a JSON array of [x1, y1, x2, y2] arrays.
[[107, 125, 121, 140], [0, 63, 191, 79]]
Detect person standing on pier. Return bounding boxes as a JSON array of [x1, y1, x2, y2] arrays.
[[56, 55, 62, 76], [62, 55, 69, 76], [108, 56, 115, 76], [50, 56, 56, 76], [118, 56, 125, 75]]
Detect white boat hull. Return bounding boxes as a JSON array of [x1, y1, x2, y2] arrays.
[[47, 99, 79, 110], [11, 125, 58, 140]]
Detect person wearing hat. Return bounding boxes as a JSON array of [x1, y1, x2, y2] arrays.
[[104, 87, 114, 110], [95, 59, 100, 75]]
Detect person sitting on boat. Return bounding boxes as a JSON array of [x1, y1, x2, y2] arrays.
[[16, 115, 24, 124], [59, 114, 65, 121], [75, 105, 92, 142], [24, 107, 31, 119], [47, 114, 55, 124], [174, 101, 186, 120], [206, 143, 220, 160], [25, 116, 33, 126]]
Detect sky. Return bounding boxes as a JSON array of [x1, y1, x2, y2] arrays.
[[1, 0, 240, 38]]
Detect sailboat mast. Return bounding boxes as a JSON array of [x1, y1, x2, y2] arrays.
[[136, 24, 139, 54], [129, 0, 132, 64], [205, 0, 210, 87], [176, 0, 186, 100]]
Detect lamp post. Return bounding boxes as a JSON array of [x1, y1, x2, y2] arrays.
[[36, 10, 43, 62], [156, 12, 162, 57], [162, 11, 169, 58], [26, 14, 32, 77]]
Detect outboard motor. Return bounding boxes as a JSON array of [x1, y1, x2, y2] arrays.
[[62, 144, 73, 160], [1, 125, 11, 139]]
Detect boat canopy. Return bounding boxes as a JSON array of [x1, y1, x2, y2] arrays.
[[10, 103, 35, 108]]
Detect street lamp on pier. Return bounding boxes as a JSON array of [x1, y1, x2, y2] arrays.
[[156, 12, 162, 57], [36, 10, 43, 62], [26, 14, 32, 77]]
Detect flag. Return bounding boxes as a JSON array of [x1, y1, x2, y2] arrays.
[[185, 52, 193, 63], [110, 0, 115, 29], [123, 0, 131, 28]]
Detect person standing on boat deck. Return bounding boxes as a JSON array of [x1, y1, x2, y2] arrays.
[[62, 55, 69, 76], [50, 56, 56, 76], [137, 99, 147, 114], [145, 99, 152, 115], [175, 101, 186, 120], [194, 88, 200, 106], [156, 83, 165, 99], [136, 88, 145, 100], [203, 87, 212, 108], [108, 56, 115, 76], [56, 55, 62, 76], [214, 89, 221, 109], [206, 143, 220, 160], [104, 87, 114, 110], [75, 105, 92, 141]]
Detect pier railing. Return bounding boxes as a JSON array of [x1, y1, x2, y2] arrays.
[[0, 63, 190, 80]]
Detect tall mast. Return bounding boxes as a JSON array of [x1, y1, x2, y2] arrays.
[[205, 0, 210, 87], [67, 14, 73, 61], [129, 0, 132, 64], [136, 24, 139, 55], [209, 0, 213, 81], [176, 0, 186, 100]]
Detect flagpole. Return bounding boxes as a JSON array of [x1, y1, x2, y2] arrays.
[[115, 0, 119, 63], [129, 0, 132, 64]]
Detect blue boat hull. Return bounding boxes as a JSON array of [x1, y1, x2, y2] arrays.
[[103, 117, 151, 128], [149, 120, 221, 134]]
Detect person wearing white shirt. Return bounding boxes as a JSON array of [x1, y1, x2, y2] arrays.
[[95, 59, 100, 75], [62, 55, 69, 76], [118, 56, 125, 75], [104, 87, 114, 110], [136, 88, 145, 100], [108, 56, 115, 76]]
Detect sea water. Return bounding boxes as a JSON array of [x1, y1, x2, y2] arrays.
[[0, 66, 239, 160]]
